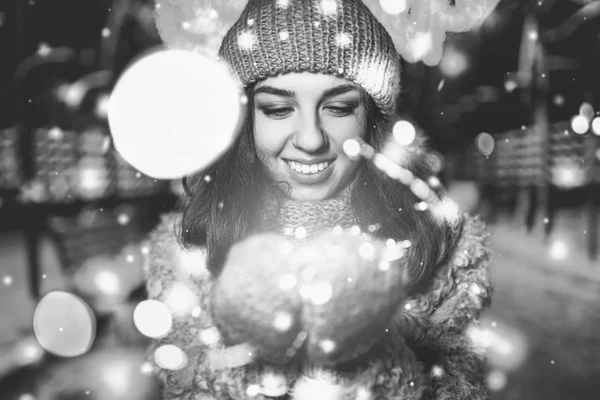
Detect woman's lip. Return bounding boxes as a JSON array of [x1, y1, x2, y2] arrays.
[[284, 159, 335, 184], [283, 158, 335, 164]]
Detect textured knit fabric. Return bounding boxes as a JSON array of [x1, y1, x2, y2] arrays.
[[256, 185, 358, 239], [218, 0, 402, 118], [142, 206, 492, 400]]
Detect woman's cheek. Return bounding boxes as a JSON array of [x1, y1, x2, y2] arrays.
[[323, 116, 365, 143], [255, 117, 292, 154]]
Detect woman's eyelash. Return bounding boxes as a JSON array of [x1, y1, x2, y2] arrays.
[[262, 107, 293, 117], [326, 106, 355, 116], [260, 105, 356, 118]]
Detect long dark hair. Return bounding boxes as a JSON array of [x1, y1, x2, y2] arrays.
[[179, 82, 462, 294]]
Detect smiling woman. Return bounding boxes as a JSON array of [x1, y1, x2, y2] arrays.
[[253, 73, 368, 201], [144, 1, 493, 399]]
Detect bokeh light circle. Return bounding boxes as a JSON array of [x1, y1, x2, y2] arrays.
[[133, 300, 173, 339], [310, 282, 333, 305], [343, 138, 361, 158], [2, 274, 13, 286], [154, 344, 188, 371], [13, 336, 45, 366], [108, 49, 244, 179], [486, 370, 508, 392], [571, 115, 590, 135], [475, 133, 495, 156], [392, 120, 416, 146], [579, 102, 594, 121], [379, 0, 407, 15], [33, 291, 96, 357], [440, 49, 468, 77], [552, 94, 565, 107], [591, 117, 600, 136]]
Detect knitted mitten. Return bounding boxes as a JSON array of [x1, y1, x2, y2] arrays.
[[210, 229, 409, 366]]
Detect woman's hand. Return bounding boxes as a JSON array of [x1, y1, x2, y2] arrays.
[[209, 230, 410, 367]]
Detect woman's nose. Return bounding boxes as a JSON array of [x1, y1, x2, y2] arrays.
[[292, 113, 328, 153]]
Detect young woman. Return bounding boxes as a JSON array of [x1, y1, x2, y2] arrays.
[[144, 0, 492, 399]]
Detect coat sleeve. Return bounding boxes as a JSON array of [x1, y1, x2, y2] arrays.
[[397, 214, 493, 400], [142, 213, 258, 400]]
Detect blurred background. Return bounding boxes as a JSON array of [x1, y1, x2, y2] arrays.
[[0, 0, 599, 399]]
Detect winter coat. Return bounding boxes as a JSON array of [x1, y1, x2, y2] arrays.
[[142, 210, 492, 400]]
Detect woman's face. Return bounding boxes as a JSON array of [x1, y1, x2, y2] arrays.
[[253, 73, 368, 201]]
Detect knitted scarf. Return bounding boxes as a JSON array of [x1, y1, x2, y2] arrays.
[[256, 186, 359, 240]]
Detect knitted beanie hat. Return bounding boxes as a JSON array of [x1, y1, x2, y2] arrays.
[[218, 0, 402, 118]]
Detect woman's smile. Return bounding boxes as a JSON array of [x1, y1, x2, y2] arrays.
[[282, 157, 336, 184]]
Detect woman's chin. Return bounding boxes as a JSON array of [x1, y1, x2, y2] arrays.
[[288, 189, 329, 201], [286, 183, 343, 201]]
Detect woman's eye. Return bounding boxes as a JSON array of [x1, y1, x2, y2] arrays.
[[325, 106, 355, 117], [262, 107, 293, 118]]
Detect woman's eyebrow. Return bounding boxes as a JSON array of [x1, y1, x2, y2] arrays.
[[253, 86, 295, 98], [321, 84, 359, 99], [254, 84, 359, 99]]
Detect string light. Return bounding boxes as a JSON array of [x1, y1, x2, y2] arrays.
[[414, 201, 428, 211]]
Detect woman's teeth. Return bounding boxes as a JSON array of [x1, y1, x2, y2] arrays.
[[287, 160, 330, 174]]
